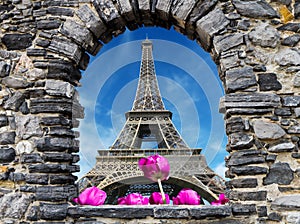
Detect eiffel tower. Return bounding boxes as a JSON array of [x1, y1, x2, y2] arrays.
[[79, 38, 225, 204]]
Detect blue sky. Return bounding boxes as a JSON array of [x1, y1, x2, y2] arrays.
[[76, 27, 228, 178]]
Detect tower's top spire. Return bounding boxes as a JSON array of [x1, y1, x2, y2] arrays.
[[132, 39, 165, 111]]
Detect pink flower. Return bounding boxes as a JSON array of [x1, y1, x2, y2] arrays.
[[149, 192, 170, 204], [117, 193, 149, 205], [172, 188, 201, 205], [72, 186, 106, 206], [211, 193, 229, 205], [138, 154, 170, 182]]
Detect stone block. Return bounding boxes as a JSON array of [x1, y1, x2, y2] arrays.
[[226, 117, 245, 134], [35, 137, 78, 152], [42, 153, 75, 162], [225, 66, 256, 92], [46, 6, 74, 16], [263, 162, 294, 185], [188, 0, 218, 25], [2, 76, 31, 89], [268, 142, 295, 152], [40, 203, 68, 220], [232, 0, 279, 18], [231, 204, 257, 216], [0, 116, 8, 128], [253, 120, 285, 140], [154, 206, 189, 218], [155, 0, 172, 22], [26, 174, 49, 185], [282, 34, 300, 47], [230, 166, 268, 175], [20, 153, 43, 163], [229, 190, 267, 201], [16, 115, 43, 140], [229, 132, 254, 149], [37, 19, 61, 29], [30, 98, 73, 115], [28, 164, 80, 173], [282, 96, 300, 107], [16, 141, 34, 155], [48, 37, 82, 64], [3, 91, 25, 111], [249, 23, 280, 48], [196, 8, 229, 50], [274, 108, 292, 116], [116, 0, 136, 22], [1, 33, 33, 50], [49, 175, 77, 184], [46, 126, 76, 137], [26, 48, 47, 56], [76, 4, 107, 38], [45, 79, 74, 98], [213, 33, 244, 54], [226, 178, 258, 188], [40, 116, 72, 127], [0, 147, 15, 163], [277, 23, 300, 32], [295, 1, 300, 18], [189, 206, 232, 219], [0, 132, 16, 145], [36, 185, 77, 201], [0, 61, 10, 78], [271, 194, 300, 211], [274, 49, 300, 66], [170, 0, 196, 28], [258, 73, 282, 91]]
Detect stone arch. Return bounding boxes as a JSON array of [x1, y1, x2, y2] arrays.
[[0, 0, 300, 223]]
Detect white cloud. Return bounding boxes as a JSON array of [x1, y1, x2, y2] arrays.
[[214, 162, 227, 179]]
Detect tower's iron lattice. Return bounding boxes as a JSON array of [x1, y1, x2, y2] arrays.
[[79, 39, 225, 204]]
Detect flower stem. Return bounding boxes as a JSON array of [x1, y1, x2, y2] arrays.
[[157, 178, 166, 204]]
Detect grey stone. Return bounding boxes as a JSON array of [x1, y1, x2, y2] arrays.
[[28, 164, 80, 173], [26, 48, 47, 57], [226, 117, 245, 134], [36, 38, 50, 47], [227, 154, 265, 166], [272, 0, 291, 5], [220, 52, 240, 70], [3, 91, 25, 111], [231, 204, 257, 215], [36, 185, 77, 201], [253, 120, 285, 139], [258, 73, 282, 91], [49, 175, 77, 184], [232, 0, 279, 18], [2, 76, 30, 89], [274, 108, 291, 116], [48, 37, 82, 64], [116, 0, 136, 23], [282, 96, 300, 106], [16, 140, 34, 155], [37, 19, 61, 29], [282, 34, 300, 47], [46, 126, 76, 137], [0, 147, 15, 163], [26, 174, 49, 185], [274, 49, 300, 66], [225, 66, 256, 92], [266, 154, 277, 162], [20, 153, 43, 163], [263, 162, 294, 185], [188, 0, 218, 24], [15, 115, 43, 139], [257, 206, 267, 217], [271, 195, 300, 211], [294, 71, 300, 87], [268, 142, 295, 152], [45, 79, 74, 98], [268, 212, 282, 221], [0, 132, 16, 145], [155, 0, 173, 21], [0, 193, 31, 219], [43, 153, 75, 162], [288, 125, 300, 134], [189, 206, 232, 219], [224, 93, 280, 108], [213, 33, 244, 54], [40, 116, 72, 126], [286, 212, 300, 224], [196, 8, 230, 50], [76, 4, 107, 38], [249, 23, 280, 48], [19, 101, 29, 114], [229, 190, 267, 201], [295, 1, 300, 19], [154, 206, 189, 218], [35, 137, 78, 152], [0, 116, 8, 128], [230, 166, 268, 175], [1, 33, 33, 50], [226, 178, 258, 188], [30, 98, 73, 115], [237, 19, 250, 30], [0, 61, 11, 78], [229, 132, 254, 149], [47, 6, 74, 16], [277, 23, 300, 32], [40, 203, 68, 220], [171, 0, 196, 28]]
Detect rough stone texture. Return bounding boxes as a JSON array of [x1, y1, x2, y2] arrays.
[[0, 147, 15, 163], [2, 76, 31, 89], [0, 132, 16, 145], [1, 34, 33, 50], [249, 23, 280, 48], [40, 203, 68, 220], [3, 91, 25, 111], [0, 193, 31, 219], [196, 8, 230, 50], [263, 162, 294, 185], [271, 195, 300, 211], [213, 33, 244, 54], [45, 79, 74, 98], [232, 0, 279, 18], [15, 115, 43, 139], [229, 132, 254, 149], [253, 120, 286, 139], [282, 34, 300, 47], [268, 142, 295, 152], [258, 73, 282, 91], [226, 178, 258, 188], [274, 49, 300, 66], [225, 66, 256, 92]]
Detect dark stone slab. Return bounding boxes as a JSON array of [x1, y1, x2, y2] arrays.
[[36, 185, 77, 201], [3, 91, 25, 111], [43, 153, 76, 162], [0, 61, 11, 78], [274, 108, 292, 116], [231, 204, 256, 215], [28, 164, 80, 173], [257, 206, 267, 217], [226, 178, 258, 188], [0, 147, 15, 163], [282, 34, 300, 47], [30, 98, 73, 115], [36, 38, 50, 47], [26, 48, 47, 56], [37, 19, 61, 29], [49, 175, 77, 184], [227, 150, 265, 166], [2, 33, 33, 50], [47, 60, 81, 82], [35, 137, 78, 152], [232, 0, 279, 18], [277, 23, 300, 32], [20, 153, 43, 163], [0, 115, 8, 128], [295, 1, 300, 19], [230, 166, 268, 175], [40, 203, 68, 220], [226, 117, 245, 134], [229, 190, 267, 201], [271, 194, 300, 211], [189, 205, 232, 219], [225, 66, 256, 92], [258, 73, 282, 91], [268, 212, 282, 221], [2, 76, 32, 89], [213, 33, 244, 54], [282, 96, 300, 106], [154, 206, 189, 218], [0, 132, 16, 145], [40, 116, 73, 127], [229, 132, 254, 150], [47, 6, 74, 16], [68, 206, 154, 219], [26, 174, 49, 185], [263, 162, 294, 185]]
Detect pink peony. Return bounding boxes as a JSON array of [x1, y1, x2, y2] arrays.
[[138, 154, 170, 182], [211, 193, 229, 205], [118, 193, 149, 205], [172, 188, 201, 205], [149, 192, 170, 204], [72, 186, 106, 206]]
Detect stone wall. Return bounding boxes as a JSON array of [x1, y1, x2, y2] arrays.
[[0, 0, 299, 223]]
